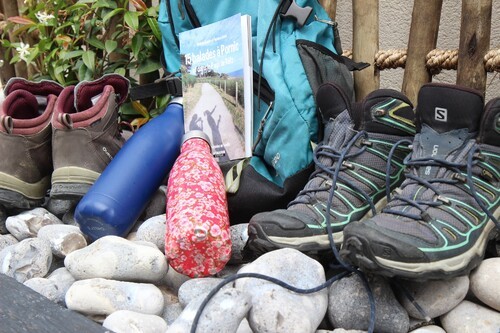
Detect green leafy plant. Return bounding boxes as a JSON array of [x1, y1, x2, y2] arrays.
[[1, 0, 168, 128]]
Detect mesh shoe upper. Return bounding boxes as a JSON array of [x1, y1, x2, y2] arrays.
[[50, 74, 130, 199], [341, 83, 499, 280], [0, 78, 63, 208], [246, 83, 416, 255]]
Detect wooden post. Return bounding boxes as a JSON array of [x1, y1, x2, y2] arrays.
[[402, 0, 443, 105], [0, 0, 16, 84], [320, 0, 337, 20], [104, 0, 129, 78], [352, 0, 379, 101], [1, 0, 28, 78], [456, 0, 492, 93]]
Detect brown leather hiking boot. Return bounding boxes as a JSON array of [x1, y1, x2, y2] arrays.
[[50, 74, 130, 200], [0, 78, 63, 209]]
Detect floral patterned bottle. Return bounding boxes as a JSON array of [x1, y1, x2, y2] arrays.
[[165, 130, 232, 277]]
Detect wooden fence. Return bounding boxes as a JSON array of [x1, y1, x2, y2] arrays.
[[319, 0, 499, 103], [1, 0, 498, 104]]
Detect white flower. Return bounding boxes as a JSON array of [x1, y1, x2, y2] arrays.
[[35, 11, 55, 25], [15, 42, 30, 62]]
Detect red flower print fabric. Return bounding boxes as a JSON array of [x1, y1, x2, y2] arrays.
[[165, 136, 232, 277]]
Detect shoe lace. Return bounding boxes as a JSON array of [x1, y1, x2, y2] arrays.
[[467, 145, 500, 229], [189, 137, 378, 333], [383, 141, 499, 229], [290, 130, 378, 216]]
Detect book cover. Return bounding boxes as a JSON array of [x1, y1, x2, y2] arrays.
[[180, 13, 253, 162]]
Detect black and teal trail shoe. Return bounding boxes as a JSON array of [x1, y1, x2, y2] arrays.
[[246, 83, 416, 256], [341, 83, 499, 280]]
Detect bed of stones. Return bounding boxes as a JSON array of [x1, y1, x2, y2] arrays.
[[0, 189, 499, 333]]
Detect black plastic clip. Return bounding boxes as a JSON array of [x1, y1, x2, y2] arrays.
[[280, 0, 313, 28]]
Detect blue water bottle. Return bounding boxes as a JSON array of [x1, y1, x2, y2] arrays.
[[75, 97, 184, 241]]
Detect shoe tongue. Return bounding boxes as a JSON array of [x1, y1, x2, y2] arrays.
[[316, 82, 352, 142], [316, 82, 352, 124], [352, 89, 415, 135], [2, 90, 39, 119], [417, 83, 483, 134], [416, 124, 471, 179], [323, 110, 355, 150]]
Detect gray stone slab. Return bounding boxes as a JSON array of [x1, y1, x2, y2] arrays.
[[0, 273, 108, 333]]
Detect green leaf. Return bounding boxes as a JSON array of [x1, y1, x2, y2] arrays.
[[124, 11, 139, 31], [26, 48, 39, 64], [86, 37, 105, 50], [147, 7, 159, 17], [65, 3, 90, 11], [78, 60, 87, 80], [105, 40, 118, 53], [82, 50, 96, 72], [54, 70, 66, 86], [131, 34, 143, 57], [114, 67, 126, 76], [102, 7, 126, 24], [147, 17, 162, 41], [9, 54, 20, 64], [135, 58, 162, 74], [62, 50, 85, 60], [54, 65, 67, 76], [119, 101, 140, 116], [93, 0, 117, 9]]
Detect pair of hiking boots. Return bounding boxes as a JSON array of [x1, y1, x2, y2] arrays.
[[0, 74, 130, 210], [247, 82, 499, 281]]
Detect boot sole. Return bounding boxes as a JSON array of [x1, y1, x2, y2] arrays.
[[246, 196, 389, 256], [0, 172, 50, 209], [340, 210, 499, 281], [51, 167, 101, 199]]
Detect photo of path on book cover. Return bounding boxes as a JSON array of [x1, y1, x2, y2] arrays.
[[180, 14, 252, 162]]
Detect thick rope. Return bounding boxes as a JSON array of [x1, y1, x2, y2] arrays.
[[426, 49, 458, 74], [375, 49, 407, 70], [342, 48, 500, 73], [484, 48, 500, 73]]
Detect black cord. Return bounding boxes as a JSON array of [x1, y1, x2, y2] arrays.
[[190, 271, 351, 333], [256, 0, 287, 112]]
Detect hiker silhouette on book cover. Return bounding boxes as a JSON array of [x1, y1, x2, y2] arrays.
[[189, 113, 204, 131], [204, 105, 228, 162]]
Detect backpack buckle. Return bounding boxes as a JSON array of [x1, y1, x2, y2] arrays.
[[280, 0, 312, 28]]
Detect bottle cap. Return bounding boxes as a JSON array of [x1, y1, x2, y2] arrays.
[[170, 96, 183, 106], [182, 130, 211, 147]]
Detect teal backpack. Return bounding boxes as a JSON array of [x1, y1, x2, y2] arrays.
[[151, 0, 366, 224]]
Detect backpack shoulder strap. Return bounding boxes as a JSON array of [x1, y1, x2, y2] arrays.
[[129, 76, 182, 101]]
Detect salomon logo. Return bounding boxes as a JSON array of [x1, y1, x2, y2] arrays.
[[435, 107, 448, 122]]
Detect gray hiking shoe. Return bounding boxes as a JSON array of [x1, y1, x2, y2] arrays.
[[50, 74, 130, 199], [246, 83, 416, 256], [0, 78, 63, 209], [341, 83, 499, 280]]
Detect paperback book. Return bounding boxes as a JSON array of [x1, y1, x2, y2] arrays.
[[179, 13, 253, 162]]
